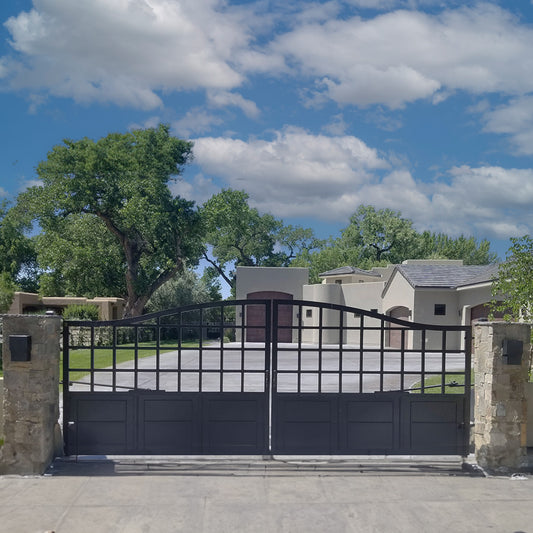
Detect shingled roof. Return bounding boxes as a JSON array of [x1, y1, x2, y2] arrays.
[[393, 263, 499, 289]]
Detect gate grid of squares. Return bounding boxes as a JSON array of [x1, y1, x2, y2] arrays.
[[63, 299, 472, 456]]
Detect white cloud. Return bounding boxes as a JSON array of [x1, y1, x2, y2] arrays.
[[172, 108, 224, 139], [2, 0, 253, 108], [272, 4, 533, 108], [207, 90, 260, 119], [481, 96, 533, 156], [193, 127, 389, 219], [192, 128, 533, 240]]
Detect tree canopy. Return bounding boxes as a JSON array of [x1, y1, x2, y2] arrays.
[[16, 124, 203, 316], [293, 205, 496, 283], [35, 214, 125, 298], [491, 236, 533, 321], [202, 189, 322, 289]]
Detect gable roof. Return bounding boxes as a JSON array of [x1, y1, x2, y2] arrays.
[[392, 263, 499, 290]]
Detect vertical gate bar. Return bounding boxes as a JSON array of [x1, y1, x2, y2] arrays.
[[297, 304, 302, 393], [219, 304, 224, 393], [62, 324, 70, 454], [318, 306, 323, 393], [112, 325, 117, 392], [156, 317, 161, 391], [267, 300, 273, 388], [463, 327, 473, 455], [267, 300, 273, 453], [177, 310, 182, 392], [359, 314, 364, 393], [420, 329, 426, 394], [339, 310, 344, 393], [90, 326, 95, 392], [240, 305, 245, 393], [198, 308, 203, 392], [134, 325, 139, 390], [400, 328, 406, 391], [237, 303, 245, 394], [379, 320, 385, 392], [441, 330, 447, 393]]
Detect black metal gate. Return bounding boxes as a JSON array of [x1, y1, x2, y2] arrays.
[[271, 301, 471, 455], [63, 299, 471, 456]]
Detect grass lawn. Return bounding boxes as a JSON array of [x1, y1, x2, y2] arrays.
[[61, 339, 198, 384], [411, 373, 472, 394]]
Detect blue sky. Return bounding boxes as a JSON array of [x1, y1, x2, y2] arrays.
[[2, 1, 533, 260]]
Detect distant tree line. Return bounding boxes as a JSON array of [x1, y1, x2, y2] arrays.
[[0, 124, 502, 317]]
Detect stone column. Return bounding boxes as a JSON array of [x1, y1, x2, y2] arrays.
[[473, 322, 531, 474], [0, 315, 62, 475]]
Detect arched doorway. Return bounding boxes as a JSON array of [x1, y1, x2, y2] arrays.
[[246, 291, 293, 342], [388, 306, 410, 348]]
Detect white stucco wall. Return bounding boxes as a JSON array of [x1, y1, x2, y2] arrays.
[[382, 272, 415, 317], [236, 266, 308, 300], [301, 283, 343, 343], [457, 284, 494, 325], [412, 289, 462, 350]]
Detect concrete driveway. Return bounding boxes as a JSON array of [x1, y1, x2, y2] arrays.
[[70, 342, 467, 394], [1, 456, 533, 533]]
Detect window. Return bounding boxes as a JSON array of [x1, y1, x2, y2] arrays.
[[335, 279, 342, 285], [306, 309, 312, 318], [434, 304, 446, 316]]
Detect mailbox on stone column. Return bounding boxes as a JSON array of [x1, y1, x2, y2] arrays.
[[502, 339, 523, 365], [9, 334, 32, 362]]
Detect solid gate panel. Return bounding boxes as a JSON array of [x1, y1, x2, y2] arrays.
[[138, 395, 201, 454], [340, 396, 398, 453], [401, 396, 466, 455], [67, 393, 136, 455], [273, 395, 337, 453], [203, 394, 268, 454]]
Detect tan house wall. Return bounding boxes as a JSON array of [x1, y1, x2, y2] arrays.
[[457, 284, 494, 325], [236, 267, 308, 300], [8, 292, 125, 320], [412, 289, 462, 350], [382, 272, 415, 316], [235, 267, 309, 342]]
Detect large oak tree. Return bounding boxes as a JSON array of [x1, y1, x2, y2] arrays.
[[17, 124, 203, 317]]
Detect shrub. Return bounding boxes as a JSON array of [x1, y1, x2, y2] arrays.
[[63, 304, 100, 321]]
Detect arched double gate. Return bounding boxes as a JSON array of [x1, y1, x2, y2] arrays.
[[63, 300, 472, 456]]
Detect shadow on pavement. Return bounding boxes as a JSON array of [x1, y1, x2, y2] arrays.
[[46, 456, 485, 478]]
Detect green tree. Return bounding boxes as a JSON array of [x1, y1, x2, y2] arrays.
[[417, 232, 496, 265], [341, 205, 420, 263], [293, 205, 496, 283], [492, 236, 533, 321], [0, 271, 16, 313], [16, 124, 203, 317], [202, 189, 321, 289], [0, 202, 38, 291], [145, 269, 221, 313], [35, 214, 125, 298]]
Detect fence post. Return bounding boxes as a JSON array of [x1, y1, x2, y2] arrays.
[[472, 322, 531, 473], [0, 314, 62, 475]]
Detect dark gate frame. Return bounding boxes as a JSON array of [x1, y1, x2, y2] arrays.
[[62, 299, 472, 456], [271, 300, 472, 455]]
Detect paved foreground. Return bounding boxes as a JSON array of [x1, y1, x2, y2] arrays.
[[1, 457, 532, 533]]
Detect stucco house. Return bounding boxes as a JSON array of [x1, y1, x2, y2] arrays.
[[236, 259, 500, 349]]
